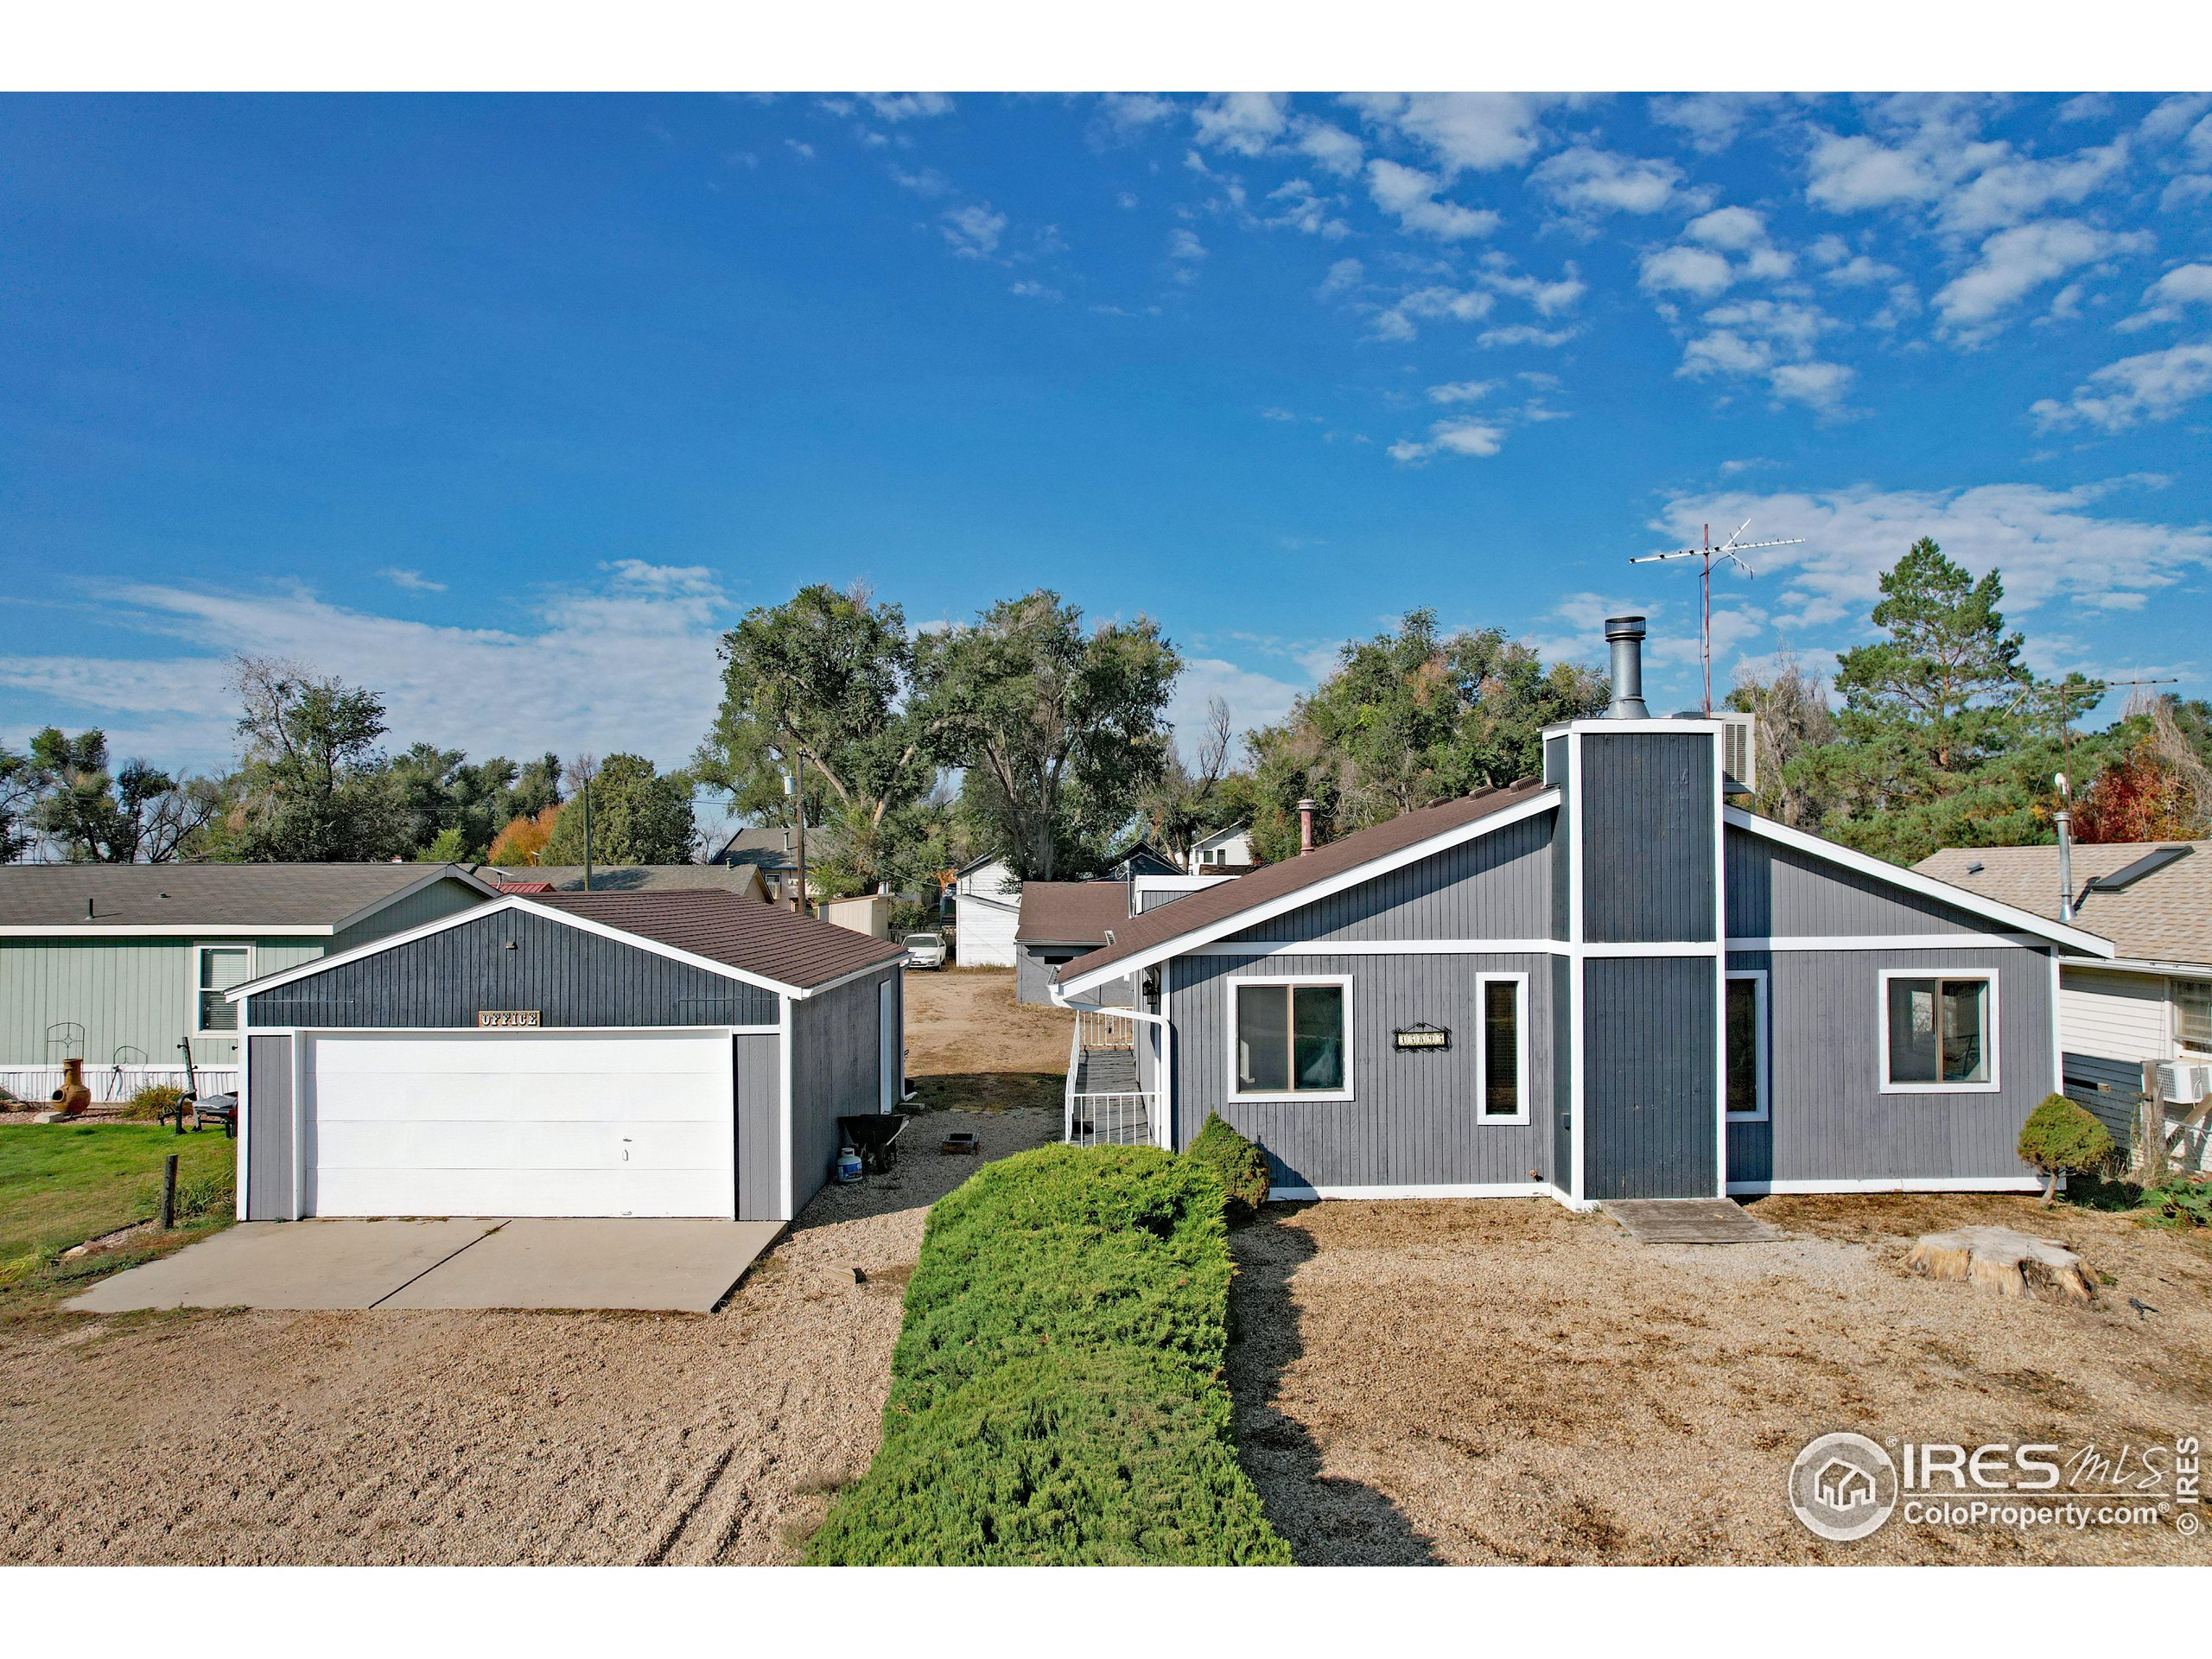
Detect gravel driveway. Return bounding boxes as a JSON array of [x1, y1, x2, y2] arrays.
[[0, 1105, 1058, 1565]]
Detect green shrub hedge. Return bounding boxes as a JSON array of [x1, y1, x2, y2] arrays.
[[1185, 1113, 1271, 1222], [808, 1143, 1288, 1565]]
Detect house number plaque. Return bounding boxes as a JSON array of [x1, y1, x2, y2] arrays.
[[1393, 1023, 1450, 1051]]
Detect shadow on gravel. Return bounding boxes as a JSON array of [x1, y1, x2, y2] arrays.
[[1226, 1203, 1440, 1565]]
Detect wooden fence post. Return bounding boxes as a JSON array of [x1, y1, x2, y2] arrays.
[[159, 1154, 178, 1230]]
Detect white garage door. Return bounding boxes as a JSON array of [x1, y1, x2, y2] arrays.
[[307, 1030, 735, 1218]]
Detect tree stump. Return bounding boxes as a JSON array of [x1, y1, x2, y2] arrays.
[[1903, 1225, 2097, 1303]]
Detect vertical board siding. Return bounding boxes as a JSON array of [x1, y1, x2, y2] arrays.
[[1583, 957, 1718, 1199], [245, 1033, 294, 1220], [1170, 951, 1554, 1190], [1729, 944, 2053, 1184], [734, 1030, 783, 1221], [1580, 731, 1716, 944], [787, 969, 893, 1217], [1223, 812, 1554, 946], [1551, 952, 1573, 1182], [242, 906, 777, 1029], [1724, 829, 2005, 938], [2062, 1051, 2145, 1151], [330, 876, 488, 951], [2, 935, 325, 1070]]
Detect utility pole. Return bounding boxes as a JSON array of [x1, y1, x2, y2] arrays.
[[581, 756, 594, 893], [1630, 520, 1803, 714], [791, 747, 808, 917]]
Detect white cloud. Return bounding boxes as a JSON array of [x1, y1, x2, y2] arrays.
[[1166, 657, 1306, 756], [1373, 283, 1494, 340], [1389, 416, 1506, 463], [1008, 279, 1060, 301], [2119, 263, 2212, 331], [1317, 257, 1363, 296], [940, 203, 1007, 258], [1167, 227, 1207, 262], [1192, 92, 1289, 156], [1297, 124, 1363, 178], [860, 92, 953, 123], [1265, 178, 1349, 239], [1477, 323, 1579, 349], [1806, 130, 1947, 212], [1259, 406, 1298, 422], [0, 564, 734, 772], [1676, 299, 1854, 410], [1530, 146, 1682, 215], [1345, 92, 1560, 173], [1649, 480, 2212, 629], [2031, 342, 2212, 431], [1426, 380, 1496, 404], [1640, 245, 1735, 298], [1364, 159, 1497, 240], [2139, 92, 2212, 147], [785, 140, 814, 160], [1935, 141, 2128, 237], [1934, 219, 2148, 336], [1096, 92, 1177, 134], [1684, 207, 1766, 251], [379, 568, 447, 594], [888, 165, 953, 198], [1650, 93, 1783, 153]]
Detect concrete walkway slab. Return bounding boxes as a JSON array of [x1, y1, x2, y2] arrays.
[[67, 1218, 499, 1313], [377, 1218, 784, 1313]]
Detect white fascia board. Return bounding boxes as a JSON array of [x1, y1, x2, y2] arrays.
[[2089, 956, 2212, 977], [1723, 807, 2114, 959], [1726, 1177, 2042, 1196], [1056, 789, 1560, 997], [0, 924, 335, 938], [226, 893, 811, 1001], [327, 865, 504, 935]]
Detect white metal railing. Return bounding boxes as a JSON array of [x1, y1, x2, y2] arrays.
[[0, 1064, 238, 1106], [1063, 1004, 1162, 1148]]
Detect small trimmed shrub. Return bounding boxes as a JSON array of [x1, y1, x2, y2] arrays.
[[809, 1144, 1287, 1565], [1185, 1112, 1271, 1223], [120, 1084, 188, 1122], [2140, 1176, 2212, 1230], [2019, 1094, 2114, 1205]]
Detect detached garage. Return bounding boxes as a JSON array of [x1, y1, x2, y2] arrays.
[[229, 891, 906, 1224]]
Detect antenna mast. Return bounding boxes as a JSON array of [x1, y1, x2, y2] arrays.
[[1630, 519, 1804, 714]]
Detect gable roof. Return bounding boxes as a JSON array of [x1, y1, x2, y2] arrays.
[[1057, 783, 1554, 995], [231, 889, 905, 1005], [1916, 839, 2210, 968], [1015, 880, 1131, 944], [486, 863, 768, 898], [0, 862, 499, 937]]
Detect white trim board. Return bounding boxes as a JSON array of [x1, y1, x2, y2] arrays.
[[0, 923, 336, 938], [1055, 788, 1560, 996], [1877, 966, 2002, 1094], [1224, 973, 1355, 1104], [1725, 967, 1770, 1123], [1725, 807, 2113, 958], [226, 892, 898, 1003], [1269, 1180, 1566, 1203], [1474, 969, 1531, 1126], [1727, 1178, 2042, 1195]]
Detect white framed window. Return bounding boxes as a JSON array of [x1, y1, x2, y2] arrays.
[[1475, 971, 1529, 1123], [1726, 969, 1769, 1122], [2177, 980, 2211, 1052], [194, 944, 253, 1034], [1229, 975, 1352, 1102], [1878, 969, 1999, 1093]]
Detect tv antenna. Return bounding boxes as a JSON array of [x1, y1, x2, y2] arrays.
[[1630, 520, 1804, 714]]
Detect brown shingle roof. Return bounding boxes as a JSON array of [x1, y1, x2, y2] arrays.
[[1916, 841, 2212, 969], [493, 864, 769, 897], [528, 890, 906, 991], [0, 863, 490, 930], [1015, 880, 1132, 944], [1058, 782, 1551, 985]]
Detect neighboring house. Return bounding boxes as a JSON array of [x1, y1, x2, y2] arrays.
[[711, 825, 845, 906], [1050, 615, 2113, 1205], [1188, 823, 1257, 870], [482, 863, 771, 903], [1014, 881, 1135, 1006], [1107, 840, 1181, 880], [953, 855, 1020, 967], [0, 863, 499, 1103], [228, 890, 906, 1223], [1916, 840, 2212, 1162]]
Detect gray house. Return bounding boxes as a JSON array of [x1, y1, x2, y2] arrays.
[[1014, 881, 1135, 1005], [1052, 616, 2112, 1205], [228, 890, 906, 1224], [0, 862, 497, 1104]]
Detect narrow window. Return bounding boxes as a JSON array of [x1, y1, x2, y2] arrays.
[[1885, 975, 1992, 1087], [1234, 982, 1345, 1095], [2177, 981, 2212, 1050], [1726, 975, 1763, 1118], [1481, 978, 1521, 1117], [197, 945, 251, 1033]]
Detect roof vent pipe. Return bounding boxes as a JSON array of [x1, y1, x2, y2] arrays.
[[1297, 798, 1320, 855], [1604, 615, 1650, 720]]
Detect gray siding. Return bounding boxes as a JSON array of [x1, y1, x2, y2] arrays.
[[1550, 952, 1573, 1182], [786, 968, 894, 1216], [1223, 811, 1554, 946], [1169, 950, 1555, 1190], [2063, 1050, 2144, 1151], [1016, 944, 1126, 1006], [330, 875, 489, 952], [1583, 956, 1718, 1199], [1725, 944, 2054, 1185], [735, 1030, 783, 1221], [245, 1033, 293, 1220], [1580, 730, 1716, 944], [1726, 829, 2000, 939], [244, 906, 778, 1030]]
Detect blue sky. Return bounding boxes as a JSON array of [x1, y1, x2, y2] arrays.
[[4, 91, 2210, 791]]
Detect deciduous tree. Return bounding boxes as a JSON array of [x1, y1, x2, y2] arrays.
[[540, 753, 696, 866]]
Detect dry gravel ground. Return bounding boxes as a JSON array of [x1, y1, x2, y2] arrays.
[[902, 967, 1073, 1113], [1229, 1192, 2212, 1565], [0, 1102, 1058, 1565]]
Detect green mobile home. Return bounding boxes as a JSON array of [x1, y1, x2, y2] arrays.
[[0, 864, 497, 1103]]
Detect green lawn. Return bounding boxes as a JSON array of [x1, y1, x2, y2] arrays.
[[0, 1122, 237, 1316]]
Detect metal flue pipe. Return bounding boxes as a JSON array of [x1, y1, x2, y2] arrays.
[[1604, 616, 1650, 720]]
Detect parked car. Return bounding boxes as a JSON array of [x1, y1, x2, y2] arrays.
[[902, 931, 947, 969]]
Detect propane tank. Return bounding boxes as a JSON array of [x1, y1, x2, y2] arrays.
[[835, 1145, 864, 1185]]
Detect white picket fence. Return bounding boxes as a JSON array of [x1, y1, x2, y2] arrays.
[[0, 1065, 238, 1105]]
